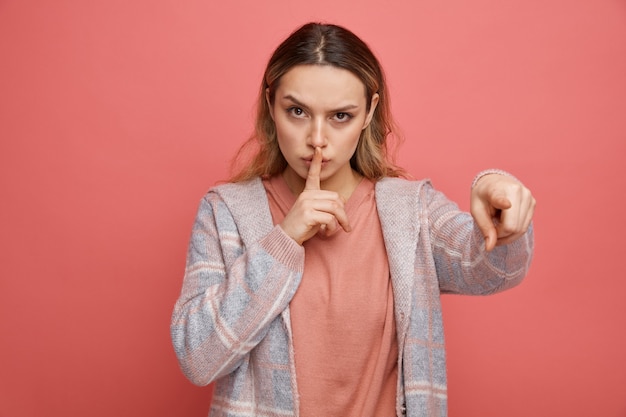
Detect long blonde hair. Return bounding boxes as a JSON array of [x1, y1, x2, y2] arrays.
[[230, 22, 405, 182]]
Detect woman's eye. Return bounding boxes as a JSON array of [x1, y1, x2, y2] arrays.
[[288, 107, 305, 117], [334, 112, 352, 122]]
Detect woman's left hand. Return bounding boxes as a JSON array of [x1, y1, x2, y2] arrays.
[[470, 173, 536, 251]]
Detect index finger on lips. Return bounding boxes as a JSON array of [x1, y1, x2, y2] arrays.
[[304, 147, 322, 191]]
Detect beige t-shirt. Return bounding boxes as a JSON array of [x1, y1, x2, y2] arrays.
[[263, 175, 398, 417]]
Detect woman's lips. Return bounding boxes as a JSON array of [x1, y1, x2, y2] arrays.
[[303, 157, 329, 166]]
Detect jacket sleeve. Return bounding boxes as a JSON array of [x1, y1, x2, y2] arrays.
[[170, 191, 304, 386], [423, 182, 534, 295]]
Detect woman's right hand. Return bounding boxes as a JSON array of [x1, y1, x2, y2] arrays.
[[280, 147, 352, 245]]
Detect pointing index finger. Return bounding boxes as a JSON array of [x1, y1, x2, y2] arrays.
[[305, 147, 322, 190]]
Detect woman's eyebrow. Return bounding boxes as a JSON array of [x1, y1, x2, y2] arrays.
[[281, 94, 360, 112], [281, 95, 310, 110]]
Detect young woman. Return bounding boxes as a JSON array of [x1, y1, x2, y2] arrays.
[[171, 22, 535, 417]]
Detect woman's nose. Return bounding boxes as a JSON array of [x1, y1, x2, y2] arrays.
[[307, 119, 327, 147]]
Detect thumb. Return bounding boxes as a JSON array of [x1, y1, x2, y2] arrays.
[[472, 178, 514, 251], [473, 194, 511, 251], [489, 193, 512, 211]]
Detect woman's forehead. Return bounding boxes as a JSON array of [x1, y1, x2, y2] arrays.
[[276, 65, 367, 108]]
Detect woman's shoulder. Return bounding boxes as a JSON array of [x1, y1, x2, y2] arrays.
[[375, 176, 434, 194], [374, 177, 438, 219], [211, 177, 262, 191], [198, 177, 273, 236], [195, 178, 267, 218], [204, 177, 264, 200]]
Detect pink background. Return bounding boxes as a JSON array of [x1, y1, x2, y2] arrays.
[[1, 0, 625, 416]]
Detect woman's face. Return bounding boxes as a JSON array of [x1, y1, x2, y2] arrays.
[[268, 65, 378, 195]]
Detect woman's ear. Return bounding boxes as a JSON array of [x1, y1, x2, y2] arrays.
[[266, 88, 274, 120], [362, 93, 379, 130]]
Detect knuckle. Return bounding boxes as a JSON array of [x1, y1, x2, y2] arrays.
[[499, 223, 518, 235]]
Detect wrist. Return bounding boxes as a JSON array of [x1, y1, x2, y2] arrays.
[[471, 169, 517, 189]]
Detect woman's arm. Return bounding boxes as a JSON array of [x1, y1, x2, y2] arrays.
[[426, 175, 535, 295], [170, 192, 304, 385]]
